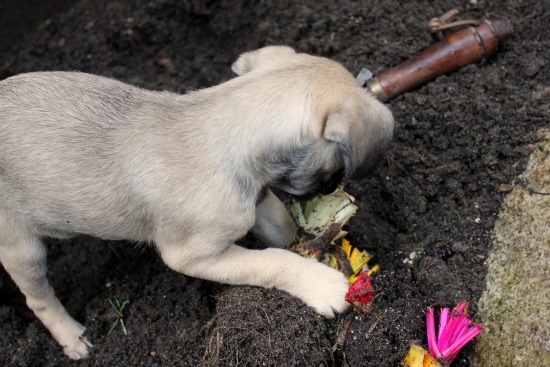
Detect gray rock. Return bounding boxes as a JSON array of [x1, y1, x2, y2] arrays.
[[474, 129, 550, 367]]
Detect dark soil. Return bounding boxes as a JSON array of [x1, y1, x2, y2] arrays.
[[0, 0, 548, 366]]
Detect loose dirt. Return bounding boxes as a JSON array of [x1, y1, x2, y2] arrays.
[[0, 0, 548, 366]]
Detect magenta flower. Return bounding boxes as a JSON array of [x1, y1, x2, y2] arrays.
[[426, 301, 484, 363]]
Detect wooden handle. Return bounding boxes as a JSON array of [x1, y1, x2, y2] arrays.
[[366, 16, 512, 101]]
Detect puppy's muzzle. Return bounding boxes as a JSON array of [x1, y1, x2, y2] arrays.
[[295, 169, 344, 201]]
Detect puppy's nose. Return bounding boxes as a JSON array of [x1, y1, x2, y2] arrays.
[[321, 169, 344, 195], [349, 139, 392, 179], [349, 159, 380, 180]]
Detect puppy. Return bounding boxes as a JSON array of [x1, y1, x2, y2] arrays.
[[0, 46, 394, 359]]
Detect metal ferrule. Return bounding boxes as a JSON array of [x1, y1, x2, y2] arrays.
[[365, 77, 388, 102]]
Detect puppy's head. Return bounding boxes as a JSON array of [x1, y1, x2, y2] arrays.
[[233, 46, 394, 199], [270, 93, 393, 200]]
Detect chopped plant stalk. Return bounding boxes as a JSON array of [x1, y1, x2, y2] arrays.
[[345, 272, 376, 314], [402, 344, 441, 367], [291, 187, 357, 236], [404, 301, 484, 366], [367, 264, 380, 275], [438, 308, 449, 341], [426, 308, 442, 359], [289, 187, 379, 312], [327, 244, 355, 277], [342, 239, 372, 281], [106, 298, 130, 336], [290, 223, 342, 260], [430, 301, 484, 362], [290, 187, 359, 263], [327, 239, 375, 283]]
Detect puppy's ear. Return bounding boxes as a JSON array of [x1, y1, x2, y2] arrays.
[[231, 46, 296, 76], [323, 111, 356, 176], [323, 94, 394, 179], [231, 50, 259, 76]]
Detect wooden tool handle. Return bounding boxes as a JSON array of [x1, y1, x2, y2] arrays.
[[366, 16, 512, 101]]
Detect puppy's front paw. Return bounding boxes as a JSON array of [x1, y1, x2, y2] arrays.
[[52, 321, 92, 359], [63, 336, 93, 360], [290, 260, 351, 318]]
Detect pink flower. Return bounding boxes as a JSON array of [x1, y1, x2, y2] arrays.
[[426, 301, 484, 363]]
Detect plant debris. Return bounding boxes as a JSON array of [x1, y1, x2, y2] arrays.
[[290, 187, 379, 313], [345, 272, 376, 315], [403, 301, 484, 367], [403, 344, 441, 367], [328, 238, 379, 283], [291, 186, 356, 232], [290, 187, 357, 261]]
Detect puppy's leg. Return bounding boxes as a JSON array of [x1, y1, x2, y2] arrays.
[[158, 241, 350, 318], [0, 211, 92, 359], [251, 190, 297, 248]]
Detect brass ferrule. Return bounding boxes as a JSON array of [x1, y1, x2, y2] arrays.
[[365, 77, 388, 102]]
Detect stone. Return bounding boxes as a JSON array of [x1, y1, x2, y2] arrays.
[[473, 129, 550, 367]]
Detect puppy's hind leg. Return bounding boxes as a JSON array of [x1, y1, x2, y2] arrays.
[[251, 190, 298, 248], [0, 211, 92, 359]]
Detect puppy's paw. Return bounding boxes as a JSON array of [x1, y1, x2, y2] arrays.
[[63, 336, 93, 360], [290, 260, 351, 318], [53, 321, 92, 360]]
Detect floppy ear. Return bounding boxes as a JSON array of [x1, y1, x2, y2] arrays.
[[231, 50, 259, 76], [231, 46, 296, 76], [323, 111, 356, 177], [323, 96, 394, 179]]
